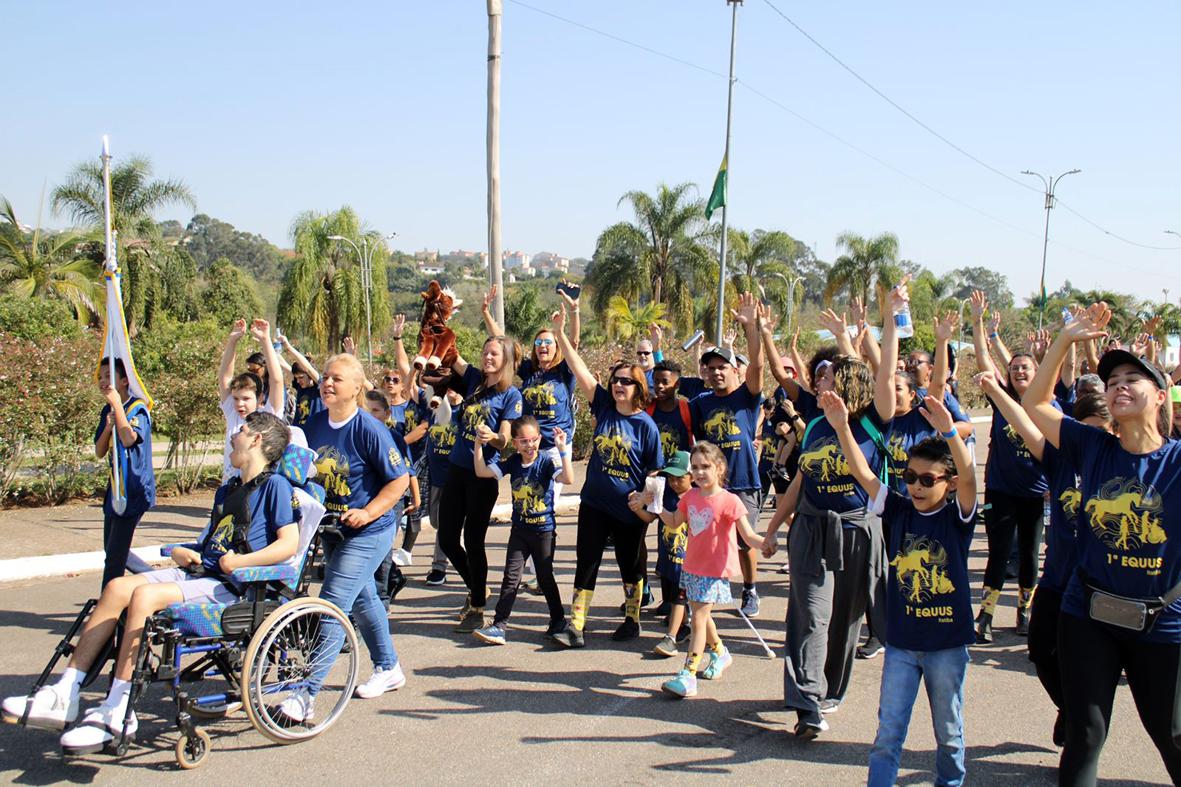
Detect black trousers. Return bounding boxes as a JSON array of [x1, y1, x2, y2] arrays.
[[438, 465, 500, 607], [983, 489, 1044, 591], [1058, 610, 1181, 786], [102, 512, 142, 588], [573, 504, 645, 591], [493, 529, 564, 627], [1028, 585, 1064, 710]]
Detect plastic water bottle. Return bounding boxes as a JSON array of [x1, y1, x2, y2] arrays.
[[1061, 307, 1074, 325], [893, 288, 914, 339]]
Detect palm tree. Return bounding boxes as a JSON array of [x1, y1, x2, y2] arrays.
[[277, 207, 391, 353], [586, 183, 715, 333], [823, 231, 901, 317], [0, 197, 102, 323], [51, 156, 196, 240], [1074, 289, 1138, 338], [729, 228, 798, 292], [604, 296, 672, 343]]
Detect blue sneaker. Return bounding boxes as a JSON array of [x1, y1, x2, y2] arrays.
[[661, 669, 698, 698], [473, 623, 507, 645], [700, 646, 732, 680], [740, 588, 761, 617]]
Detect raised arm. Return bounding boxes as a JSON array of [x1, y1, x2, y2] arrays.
[[976, 370, 1046, 461], [760, 309, 800, 397], [916, 394, 976, 519], [550, 307, 597, 399], [481, 285, 503, 338], [732, 292, 763, 396], [819, 308, 856, 358], [218, 319, 248, 400], [553, 427, 575, 485], [989, 310, 1012, 371], [789, 327, 811, 393], [1023, 302, 1111, 448], [931, 309, 957, 402], [252, 319, 285, 414], [391, 314, 411, 378], [969, 290, 997, 379], [874, 284, 904, 423], [280, 335, 321, 383], [818, 390, 882, 499], [561, 289, 582, 350]]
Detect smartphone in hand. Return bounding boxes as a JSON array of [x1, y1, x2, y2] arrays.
[[556, 281, 581, 301]]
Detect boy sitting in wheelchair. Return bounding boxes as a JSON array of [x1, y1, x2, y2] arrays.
[[3, 411, 300, 755]]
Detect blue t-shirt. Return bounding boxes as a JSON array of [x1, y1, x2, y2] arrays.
[[1054, 379, 1077, 418], [95, 397, 156, 519], [875, 487, 977, 651], [517, 359, 576, 449], [388, 428, 416, 478], [292, 384, 324, 428], [303, 409, 408, 537], [656, 482, 687, 581], [679, 377, 706, 401], [984, 394, 1050, 497], [583, 387, 664, 523], [1058, 418, 1181, 643], [202, 473, 295, 580], [649, 400, 693, 459], [798, 407, 888, 516], [489, 451, 560, 532], [1039, 441, 1082, 594], [689, 385, 763, 491], [449, 366, 524, 470], [917, 387, 969, 424], [885, 408, 940, 495], [425, 419, 457, 489]]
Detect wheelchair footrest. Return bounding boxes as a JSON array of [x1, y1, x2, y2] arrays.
[[220, 601, 282, 638]]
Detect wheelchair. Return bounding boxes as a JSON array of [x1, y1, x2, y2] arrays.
[[13, 456, 359, 769]]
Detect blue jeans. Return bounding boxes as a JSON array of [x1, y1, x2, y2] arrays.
[[868, 644, 969, 787], [309, 524, 398, 694]]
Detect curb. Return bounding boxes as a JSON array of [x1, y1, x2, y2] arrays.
[[0, 496, 585, 584]]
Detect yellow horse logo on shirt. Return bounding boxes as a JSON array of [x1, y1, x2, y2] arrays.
[[1059, 487, 1082, 520], [659, 426, 681, 459], [887, 434, 910, 465], [511, 481, 547, 515], [429, 423, 457, 451], [799, 439, 850, 482], [463, 402, 493, 433], [1085, 477, 1167, 551], [314, 448, 352, 500], [594, 430, 632, 468], [890, 535, 955, 604], [523, 383, 558, 409], [297, 398, 311, 421], [701, 409, 741, 442]]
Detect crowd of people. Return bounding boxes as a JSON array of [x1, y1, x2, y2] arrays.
[[6, 281, 1181, 786]]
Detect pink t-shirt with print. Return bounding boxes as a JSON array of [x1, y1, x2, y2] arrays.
[[678, 487, 746, 579]]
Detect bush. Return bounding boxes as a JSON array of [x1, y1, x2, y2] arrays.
[[0, 299, 82, 342]]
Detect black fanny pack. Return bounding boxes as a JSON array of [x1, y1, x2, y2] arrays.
[[1084, 574, 1181, 634]]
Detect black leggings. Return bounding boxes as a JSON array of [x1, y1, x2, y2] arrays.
[[102, 512, 142, 588], [573, 504, 645, 591], [438, 465, 500, 607], [1027, 585, 1064, 710], [1058, 611, 1181, 785], [493, 529, 564, 627], [983, 489, 1044, 591]]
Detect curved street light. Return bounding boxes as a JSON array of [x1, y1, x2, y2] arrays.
[[771, 271, 804, 337], [1021, 169, 1081, 329], [328, 232, 397, 364]]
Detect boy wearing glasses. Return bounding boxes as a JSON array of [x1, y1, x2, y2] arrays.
[[471, 416, 573, 645], [817, 389, 977, 787]]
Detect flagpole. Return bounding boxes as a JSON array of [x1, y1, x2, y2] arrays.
[[487, 0, 505, 331], [714, 0, 741, 346]]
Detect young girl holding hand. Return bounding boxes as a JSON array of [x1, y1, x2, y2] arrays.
[[662, 442, 764, 698]]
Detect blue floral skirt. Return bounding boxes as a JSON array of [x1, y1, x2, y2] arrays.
[[679, 571, 732, 604]]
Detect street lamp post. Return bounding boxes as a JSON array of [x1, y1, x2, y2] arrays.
[[1021, 168, 1081, 329], [772, 271, 803, 336], [713, 0, 743, 347], [328, 232, 396, 364]]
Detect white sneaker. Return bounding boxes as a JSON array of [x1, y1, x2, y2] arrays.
[[276, 688, 314, 723], [391, 549, 412, 567], [354, 664, 406, 699], [2, 686, 78, 730], [60, 705, 137, 754]]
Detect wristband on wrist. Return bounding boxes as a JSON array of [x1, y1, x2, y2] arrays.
[[653, 350, 664, 362], [941, 428, 958, 439], [989, 332, 998, 339], [392, 335, 403, 341]]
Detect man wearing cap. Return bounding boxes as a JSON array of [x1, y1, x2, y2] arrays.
[[688, 294, 765, 616]]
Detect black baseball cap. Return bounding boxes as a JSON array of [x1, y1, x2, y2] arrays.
[[700, 346, 737, 367], [1097, 349, 1168, 391]]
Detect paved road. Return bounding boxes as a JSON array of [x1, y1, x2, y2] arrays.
[[0, 514, 1170, 785]]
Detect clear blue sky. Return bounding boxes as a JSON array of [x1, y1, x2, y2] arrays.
[[5, 1, 1179, 304]]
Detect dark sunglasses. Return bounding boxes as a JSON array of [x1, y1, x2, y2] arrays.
[[635, 350, 652, 356], [902, 469, 951, 488], [382, 375, 401, 383], [611, 376, 638, 387]]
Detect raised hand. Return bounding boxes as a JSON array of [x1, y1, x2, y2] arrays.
[[988, 310, 1001, 335], [250, 318, 271, 343], [886, 276, 911, 314], [731, 291, 759, 328], [723, 326, 738, 349], [553, 426, 567, 450], [917, 394, 954, 435], [849, 296, 867, 327], [790, 326, 800, 353], [229, 318, 248, 341], [818, 389, 849, 427], [649, 323, 663, 346], [475, 424, 496, 445], [392, 313, 406, 336], [970, 290, 988, 322], [934, 310, 959, 343], [818, 308, 848, 338], [1131, 332, 1151, 357], [557, 288, 579, 310], [1144, 315, 1163, 337], [760, 303, 779, 334], [342, 335, 357, 356], [551, 306, 567, 334], [1062, 302, 1112, 344], [482, 285, 498, 315], [974, 369, 1003, 397]]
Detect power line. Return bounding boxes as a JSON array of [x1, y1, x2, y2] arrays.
[[758, 0, 1181, 253]]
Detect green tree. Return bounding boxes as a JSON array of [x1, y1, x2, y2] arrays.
[[586, 183, 715, 332], [950, 266, 1013, 310], [184, 213, 285, 281], [728, 227, 799, 296], [604, 296, 672, 342], [276, 207, 391, 353], [51, 155, 196, 240], [202, 257, 262, 326], [504, 285, 549, 340], [0, 198, 102, 324], [824, 231, 901, 317]]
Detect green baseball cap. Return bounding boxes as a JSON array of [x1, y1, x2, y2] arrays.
[[1171, 386, 1181, 404], [660, 450, 691, 477]]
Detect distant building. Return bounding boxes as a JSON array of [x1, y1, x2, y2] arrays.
[[414, 249, 439, 264], [449, 249, 488, 267], [502, 250, 532, 270], [419, 265, 444, 277], [532, 251, 570, 274]]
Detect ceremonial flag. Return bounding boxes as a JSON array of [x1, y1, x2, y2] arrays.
[[705, 155, 727, 221]]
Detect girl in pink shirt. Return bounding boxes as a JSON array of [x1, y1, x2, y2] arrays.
[[662, 442, 764, 699]]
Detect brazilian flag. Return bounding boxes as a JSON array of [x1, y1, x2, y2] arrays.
[[705, 155, 727, 221]]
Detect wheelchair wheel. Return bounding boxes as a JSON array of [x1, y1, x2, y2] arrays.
[[240, 597, 358, 744], [175, 728, 212, 769]]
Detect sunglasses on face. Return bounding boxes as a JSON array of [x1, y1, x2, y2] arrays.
[[902, 469, 951, 488], [382, 375, 400, 384], [535, 338, 555, 347], [636, 351, 652, 356], [611, 376, 638, 387]]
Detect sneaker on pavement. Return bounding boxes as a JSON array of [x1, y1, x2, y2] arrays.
[[551, 627, 585, 649], [390, 548, 412, 567], [612, 618, 641, 642], [424, 569, 447, 586], [457, 594, 473, 621], [700, 646, 732, 680], [388, 570, 408, 601], [521, 577, 542, 596], [856, 637, 884, 659], [474, 623, 507, 646], [354, 664, 407, 699], [454, 609, 485, 634], [652, 635, 678, 658], [3, 686, 78, 730], [819, 698, 842, 714], [60, 705, 137, 755], [794, 716, 829, 740], [276, 688, 314, 723], [740, 588, 761, 618], [778, 562, 791, 574], [662, 669, 698, 698]]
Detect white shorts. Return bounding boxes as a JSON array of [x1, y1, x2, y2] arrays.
[[142, 568, 239, 604]]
